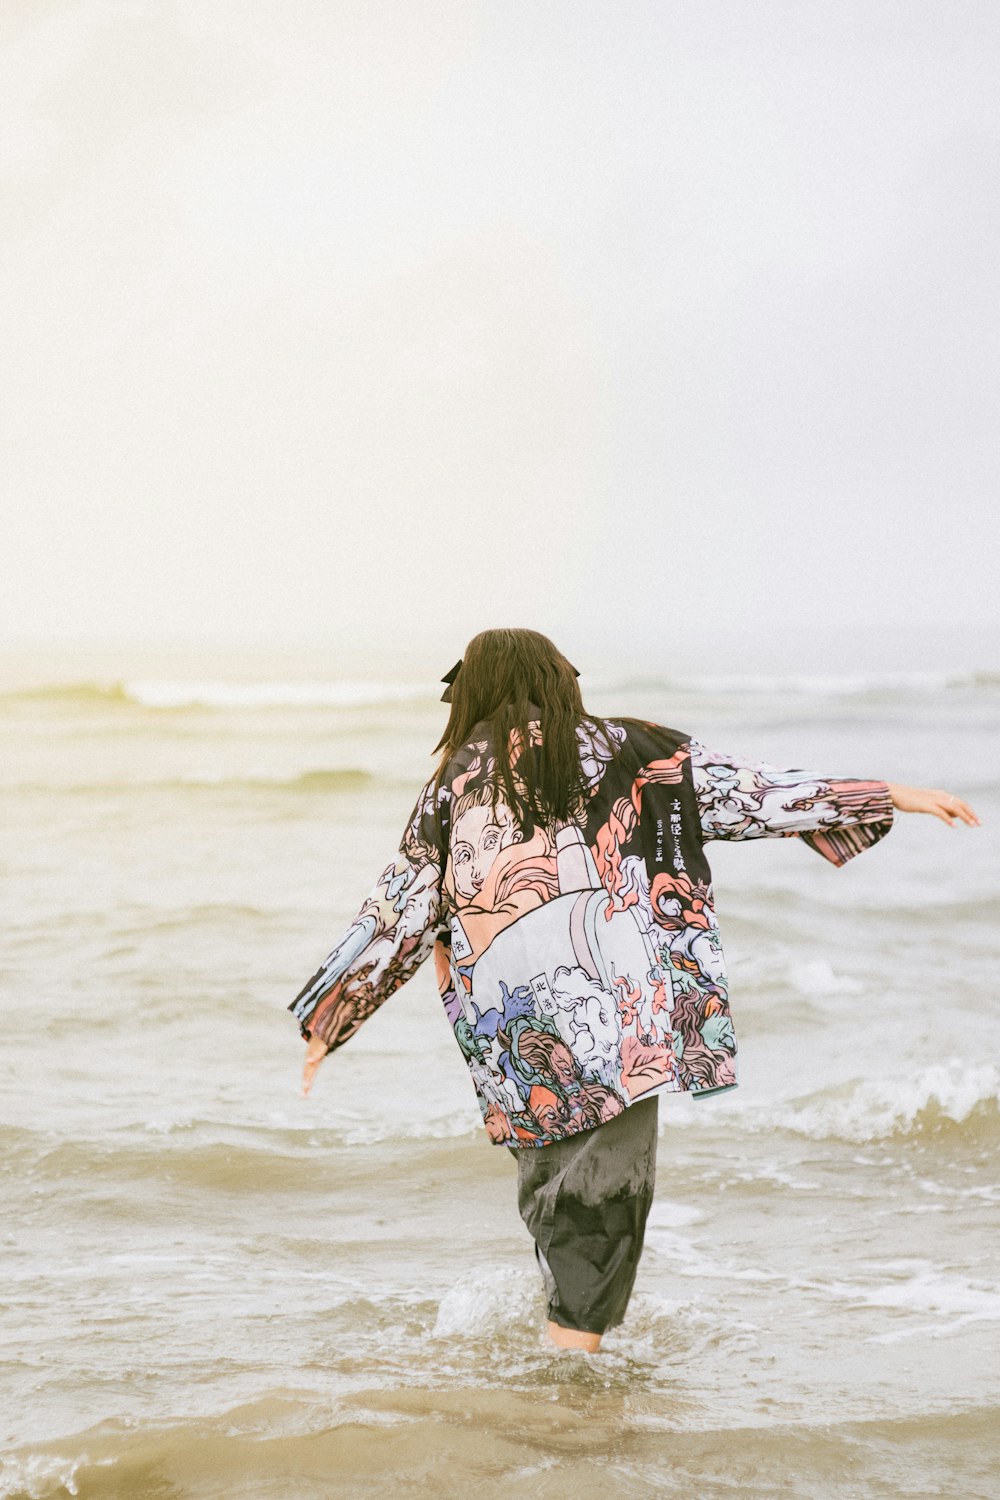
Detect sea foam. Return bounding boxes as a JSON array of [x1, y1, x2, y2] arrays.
[[432, 1268, 541, 1338], [811, 1261, 1000, 1341], [767, 1060, 1000, 1143], [0, 678, 437, 710], [3, 667, 997, 712], [125, 679, 437, 709]]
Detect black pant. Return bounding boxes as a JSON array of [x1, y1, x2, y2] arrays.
[[509, 1096, 659, 1334]]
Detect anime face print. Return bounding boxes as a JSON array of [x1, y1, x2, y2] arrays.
[[449, 785, 522, 904], [583, 1084, 625, 1124], [527, 1085, 570, 1137], [540, 1038, 578, 1093], [576, 718, 628, 798]]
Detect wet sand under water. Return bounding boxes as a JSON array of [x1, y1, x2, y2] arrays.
[[9, 1392, 1000, 1499]]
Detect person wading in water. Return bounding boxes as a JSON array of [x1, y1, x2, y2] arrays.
[[290, 628, 980, 1351]]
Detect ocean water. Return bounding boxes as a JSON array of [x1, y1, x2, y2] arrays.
[[1, 647, 998, 1500]]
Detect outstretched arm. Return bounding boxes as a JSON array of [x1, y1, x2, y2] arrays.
[[689, 739, 981, 866], [289, 777, 448, 1096], [688, 737, 894, 865]]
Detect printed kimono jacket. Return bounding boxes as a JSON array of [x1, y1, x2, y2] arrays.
[[289, 716, 893, 1148]]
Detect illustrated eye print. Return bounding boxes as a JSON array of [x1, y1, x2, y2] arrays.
[[454, 843, 473, 866], [482, 827, 501, 850]]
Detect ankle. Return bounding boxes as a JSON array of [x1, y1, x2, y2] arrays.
[[546, 1319, 602, 1353]]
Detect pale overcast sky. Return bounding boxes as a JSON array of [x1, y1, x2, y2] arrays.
[[2, 1, 998, 671]]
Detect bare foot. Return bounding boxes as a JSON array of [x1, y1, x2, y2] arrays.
[[546, 1320, 602, 1352]]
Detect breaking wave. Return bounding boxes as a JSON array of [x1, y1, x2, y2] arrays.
[[0, 678, 438, 710], [2, 668, 997, 713], [604, 668, 999, 698], [765, 1061, 1000, 1144]]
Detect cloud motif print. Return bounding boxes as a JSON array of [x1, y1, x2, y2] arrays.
[[290, 717, 894, 1147]]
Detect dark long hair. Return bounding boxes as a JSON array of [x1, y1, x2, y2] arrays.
[[432, 628, 620, 827]]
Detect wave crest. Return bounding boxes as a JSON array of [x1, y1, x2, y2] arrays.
[[769, 1062, 1000, 1144], [3, 667, 998, 712], [0, 678, 437, 710], [608, 669, 1000, 698]]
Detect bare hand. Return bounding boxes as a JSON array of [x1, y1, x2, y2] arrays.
[[301, 1032, 329, 1097], [885, 783, 981, 827]]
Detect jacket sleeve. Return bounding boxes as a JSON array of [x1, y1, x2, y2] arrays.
[[288, 776, 448, 1051], [687, 737, 894, 867]]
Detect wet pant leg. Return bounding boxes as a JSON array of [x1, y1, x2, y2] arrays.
[[509, 1096, 659, 1335]]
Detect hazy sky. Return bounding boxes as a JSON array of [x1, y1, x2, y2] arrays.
[[2, 1, 998, 670]]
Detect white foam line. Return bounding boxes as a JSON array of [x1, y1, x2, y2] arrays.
[[125, 678, 437, 709]]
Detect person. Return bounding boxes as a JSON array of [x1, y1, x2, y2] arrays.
[[289, 628, 980, 1353]]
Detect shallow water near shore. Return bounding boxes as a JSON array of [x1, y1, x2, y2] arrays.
[[2, 647, 998, 1498]]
